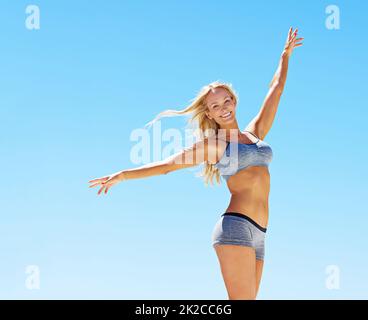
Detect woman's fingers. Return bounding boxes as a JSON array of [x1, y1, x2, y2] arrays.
[[289, 27, 298, 40], [88, 176, 111, 190], [287, 27, 300, 47], [89, 182, 100, 188], [291, 31, 298, 42], [98, 185, 110, 195], [89, 174, 121, 195], [96, 180, 115, 195], [293, 37, 303, 47], [88, 179, 107, 187], [89, 176, 109, 183], [98, 185, 105, 195]]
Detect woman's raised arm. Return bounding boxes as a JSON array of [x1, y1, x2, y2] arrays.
[[245, 27, 303, 140]]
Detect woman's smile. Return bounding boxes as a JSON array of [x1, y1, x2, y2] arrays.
[[220, 111, 232, 119]]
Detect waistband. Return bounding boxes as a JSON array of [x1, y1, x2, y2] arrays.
[[221, 212, 267, 233]]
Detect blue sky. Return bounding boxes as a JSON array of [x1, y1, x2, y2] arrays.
[[0, 0, 367, 299]]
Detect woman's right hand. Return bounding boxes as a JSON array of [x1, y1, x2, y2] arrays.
[[88, 171, 125, 195]]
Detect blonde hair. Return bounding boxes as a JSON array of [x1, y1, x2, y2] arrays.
[[144, 80, 239, 186]]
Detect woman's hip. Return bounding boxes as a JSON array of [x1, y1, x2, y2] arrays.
[[211, 212, 267, 249]]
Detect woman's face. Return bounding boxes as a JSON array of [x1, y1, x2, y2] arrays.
[[205, 88, 236, 125]]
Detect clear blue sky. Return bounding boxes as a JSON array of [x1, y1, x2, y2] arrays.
[[1, 0, 367, 299]]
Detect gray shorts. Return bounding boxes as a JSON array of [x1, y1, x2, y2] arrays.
[[211, 212, 267, 261]]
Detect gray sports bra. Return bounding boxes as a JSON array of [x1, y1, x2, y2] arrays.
[[214, 130, 273, 181]]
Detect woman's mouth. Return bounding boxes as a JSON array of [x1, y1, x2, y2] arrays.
[[220, 111, 232, 119]]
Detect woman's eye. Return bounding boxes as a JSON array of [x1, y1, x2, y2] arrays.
[[213, 105, 219, 109]]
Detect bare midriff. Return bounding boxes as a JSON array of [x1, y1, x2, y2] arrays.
[[224, 165, 270, 229]]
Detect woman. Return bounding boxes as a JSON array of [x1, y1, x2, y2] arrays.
[[88, 27, 303, 299]]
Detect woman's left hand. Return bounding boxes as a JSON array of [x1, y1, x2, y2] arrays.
[[284, 27, 304, 57]]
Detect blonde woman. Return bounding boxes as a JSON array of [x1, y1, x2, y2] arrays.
[[88, 27, 303, 299]]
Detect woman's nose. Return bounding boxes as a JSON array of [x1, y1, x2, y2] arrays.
[[220, 105, 228, 113]]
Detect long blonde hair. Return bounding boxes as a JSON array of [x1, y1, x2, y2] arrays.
[[144, 80, 239, 186]]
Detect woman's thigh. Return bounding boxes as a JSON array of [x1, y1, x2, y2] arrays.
[[214, 244, 257, 300], [255, 259, 264, 297]]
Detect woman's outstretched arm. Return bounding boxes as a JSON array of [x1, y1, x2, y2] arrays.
[[245, 27, 303, 140], [88, 138, 217, 195]]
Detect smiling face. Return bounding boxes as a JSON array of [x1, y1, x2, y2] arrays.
[[205, 87, 236, 126]]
